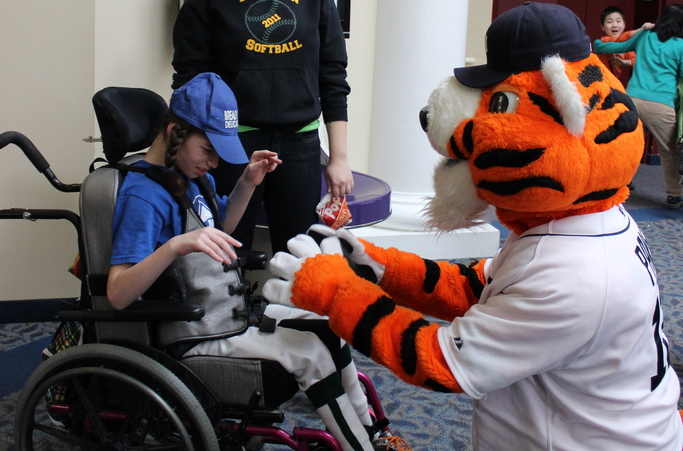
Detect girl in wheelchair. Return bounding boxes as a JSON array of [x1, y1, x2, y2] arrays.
[[106, 72, 401, 451]]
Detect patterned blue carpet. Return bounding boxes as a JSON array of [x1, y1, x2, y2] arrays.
[[1, 165, 682, 450]]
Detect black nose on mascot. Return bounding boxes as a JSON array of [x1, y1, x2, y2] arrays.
[[419, 107, 429, 132]]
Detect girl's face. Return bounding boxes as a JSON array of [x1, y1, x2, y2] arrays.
[[602, 12, 625, 38], [175, 132, 220, 179]]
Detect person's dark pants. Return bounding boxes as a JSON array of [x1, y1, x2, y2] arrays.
[[211, 128, 321, 254]]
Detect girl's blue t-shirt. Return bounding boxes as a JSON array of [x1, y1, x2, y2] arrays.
[[110, 160, 228, 266]]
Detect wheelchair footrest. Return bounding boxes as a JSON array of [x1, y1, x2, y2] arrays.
[[220, 407, 285, 424]]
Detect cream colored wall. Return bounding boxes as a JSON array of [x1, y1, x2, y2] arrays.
[[344, 0, 378, 173], [94, 1, 176, 115], [0, 1, 94, 301], [0, 0, 492, 302], [92, 0, 177, 158], [0, 0, 176, 301]]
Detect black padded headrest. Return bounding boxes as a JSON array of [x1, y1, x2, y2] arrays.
[[92, 87, 168, 164]]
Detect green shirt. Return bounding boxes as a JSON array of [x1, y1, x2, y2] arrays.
[[593, 30, 683, 108]]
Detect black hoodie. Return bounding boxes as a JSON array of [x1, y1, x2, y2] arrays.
[[172, 0, 350, 133]]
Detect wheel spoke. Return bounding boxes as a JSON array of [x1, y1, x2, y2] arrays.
[[29, 419, 97, 449], [71, 374, 111, 442], [115, 405, 136, 443]]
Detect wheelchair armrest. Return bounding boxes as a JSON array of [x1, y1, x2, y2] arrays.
[[235, 248, 268, 270], [56, 300, 205, 322]]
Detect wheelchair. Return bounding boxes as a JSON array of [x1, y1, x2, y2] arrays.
[[1, 86, 392, 450]]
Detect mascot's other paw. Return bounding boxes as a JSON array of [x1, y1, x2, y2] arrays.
[[335, 228, 385, 283], [263, 234, 344, 311], [308, 224, 385, 283], [260, 280, 295, 308], [306, 223, 337, 241]]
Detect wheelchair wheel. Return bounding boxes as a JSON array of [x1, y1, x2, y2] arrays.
[[14, 343, 219, 451]]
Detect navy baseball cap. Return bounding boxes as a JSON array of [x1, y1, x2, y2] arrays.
[[170, 72, 249, 164], [454, 2, 592, 88]]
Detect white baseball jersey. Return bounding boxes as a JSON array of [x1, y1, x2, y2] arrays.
[[438, 206, 682, 450]]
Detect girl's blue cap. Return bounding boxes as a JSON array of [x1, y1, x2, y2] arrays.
[[170, 73, 249, 164]]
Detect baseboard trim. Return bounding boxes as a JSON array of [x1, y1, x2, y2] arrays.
[[0, 298, 72, 323]]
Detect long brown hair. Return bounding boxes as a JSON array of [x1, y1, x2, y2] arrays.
[[654, 4, 683, 42], [159, 109, 206, 197]]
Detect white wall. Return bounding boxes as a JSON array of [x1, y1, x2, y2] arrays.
[[465, 0, 493, 67], [368, 0, 470, 195], [344, 0, 493, 175], [347, 0, 501, 263]]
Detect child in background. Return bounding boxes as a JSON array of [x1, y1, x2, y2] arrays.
[[594, 5, 683, 209], [598, 6, 654, 80], [598, 6, 653, 191]]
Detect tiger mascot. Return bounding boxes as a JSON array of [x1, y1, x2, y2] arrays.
[[263, 3, 683, 450]]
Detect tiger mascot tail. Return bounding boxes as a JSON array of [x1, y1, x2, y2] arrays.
[[264, 3, 683, 449]]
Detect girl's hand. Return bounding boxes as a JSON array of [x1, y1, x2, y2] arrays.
[[168, 227, 241, 263], [243, 150, 281, 187], [107, 227, 241, 310]]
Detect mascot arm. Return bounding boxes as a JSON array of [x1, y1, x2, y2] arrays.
[[292, 253, 462, 393], [361, 239, 486, 321]]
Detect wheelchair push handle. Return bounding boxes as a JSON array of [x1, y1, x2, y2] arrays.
[[0, 131, 81, 192], [0, 131, 49, 172]]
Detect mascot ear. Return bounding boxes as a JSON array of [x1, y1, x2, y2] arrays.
[[422, 77, 482, 157], [541, 55, 586, 137]]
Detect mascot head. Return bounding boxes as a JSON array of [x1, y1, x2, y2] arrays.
[[420, 2, 643, 235]]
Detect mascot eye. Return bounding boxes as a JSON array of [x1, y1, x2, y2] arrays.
[[489, 91, 519, 114]]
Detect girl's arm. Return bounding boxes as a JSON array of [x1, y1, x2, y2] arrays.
[[107, 227, 241, 310], [593, 29, 646, 54], [629, 22, 655, 38], [221, 150, 280, 233]]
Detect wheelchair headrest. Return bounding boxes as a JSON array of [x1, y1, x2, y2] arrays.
[[93, 87, 168, 164]]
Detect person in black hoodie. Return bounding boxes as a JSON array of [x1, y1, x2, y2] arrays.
[[172, 0, 354, 254]]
